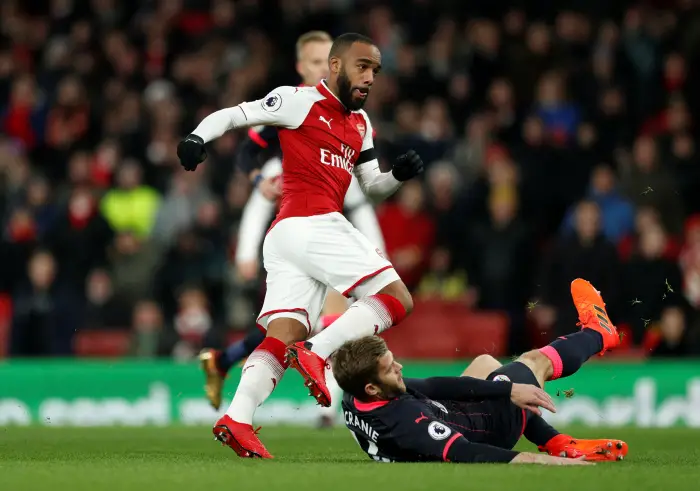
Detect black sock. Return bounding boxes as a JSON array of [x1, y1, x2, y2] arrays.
[[524, 415, 560, 447], [217, 330, 266, 374], [541, 330, 603, 379]]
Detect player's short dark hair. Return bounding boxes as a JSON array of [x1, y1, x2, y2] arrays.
[[329, 33, 375, 59], [332, 336, 388, 400]]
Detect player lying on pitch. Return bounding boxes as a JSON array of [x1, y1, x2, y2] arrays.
[[333, 278, 629, 464]]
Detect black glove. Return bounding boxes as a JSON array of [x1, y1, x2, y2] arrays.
[[177, 134, 207, 171], [391, 150, 424, 181]]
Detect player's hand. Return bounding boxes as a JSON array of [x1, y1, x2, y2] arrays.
[[392, 150, 424, 181], [258, 176, 282, 201], [237, 260, 259, 281], [511, 453, 592, 465], [177, 134, 207, 171], [509, 383, 556, 416]]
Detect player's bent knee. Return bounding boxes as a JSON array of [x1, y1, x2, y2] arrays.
[[462, 355, 501, 378], [378, 280, 413, 315], [474, 354, 499, 366], [266, 317, 309, 346]]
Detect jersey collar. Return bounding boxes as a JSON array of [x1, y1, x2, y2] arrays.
[[317, 80, 348, 113], [354, 397, 390, 411]]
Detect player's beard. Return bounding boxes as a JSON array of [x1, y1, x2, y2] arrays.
[[337, 68, 366, 111], [374, 380, 405, 400]]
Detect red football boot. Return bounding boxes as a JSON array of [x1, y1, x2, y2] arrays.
[[286, 342, 331, 407], [213, 415, 273, 459], [539, 434, 628, 462], [570, 278, 620, 355]]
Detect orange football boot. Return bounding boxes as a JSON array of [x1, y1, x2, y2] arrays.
[[199, 349, 225, 410], [539, 434, 628, 461], [213, 415, 273, 459], [570, 278, 620, 354], [286, 342, 331, 407]]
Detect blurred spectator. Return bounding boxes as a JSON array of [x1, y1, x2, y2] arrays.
[[108, 230, 160, 307], [648, 306, 700, 357], [83, 268, 131, 331], [100, 160, 161, 238], [533, 70, 581, 146], [377, 181, 435, 291], [680, 215, 700, 310], [426, 161, 462, 254], [416, 247, 468, 301], [130, 300, 167, 358], [668, 131, 700, 215], [1, 75, 47, 150], [618, 206, 681, 262], [23, 175, 58, 238], [535, 201, 620, 338], [621, 224, 684, 343], [620, 135, 684, 234], [44, 75, 91, 159], [154, 227, 224, 321], [10, 250, 79, 356], [152, 169, 213, 247], [46, 186, 113, 287], [0, 206, 39, 291], [562, 164, 635, 245], [464, 185, 533, 353], [172, 286, 217, 360]]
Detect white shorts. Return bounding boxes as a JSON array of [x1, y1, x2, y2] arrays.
[[257, 212, 399, 333]]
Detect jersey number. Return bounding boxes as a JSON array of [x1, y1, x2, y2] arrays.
[[351, 431, 393, 463]]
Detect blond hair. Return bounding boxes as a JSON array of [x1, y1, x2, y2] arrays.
[[296, 31, 333, 60]]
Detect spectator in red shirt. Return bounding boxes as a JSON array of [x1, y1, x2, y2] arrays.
[[377, 180, 435, 291]]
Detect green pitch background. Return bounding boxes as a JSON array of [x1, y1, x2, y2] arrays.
[[1, 426, 698, 491]]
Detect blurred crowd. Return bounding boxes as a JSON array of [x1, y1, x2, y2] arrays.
[[2, 0, 700, 358]]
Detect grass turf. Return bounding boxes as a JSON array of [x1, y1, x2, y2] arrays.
[[1, 426, 698, 491]]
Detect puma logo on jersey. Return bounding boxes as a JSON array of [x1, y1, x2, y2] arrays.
[[415, 413, 428, 424], [319, 115, 333, 129]]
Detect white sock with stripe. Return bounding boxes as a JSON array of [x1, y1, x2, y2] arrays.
[[225, 337, 287, 424], [306, 295, 400, 359]]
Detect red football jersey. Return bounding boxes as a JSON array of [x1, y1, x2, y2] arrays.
[[234, 81, 376, 229]]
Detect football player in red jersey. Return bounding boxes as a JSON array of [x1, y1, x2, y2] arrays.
[[178, 33, 423, 458], [198, 32, 386, 430]]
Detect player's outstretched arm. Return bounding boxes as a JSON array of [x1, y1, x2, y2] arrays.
[[353, 111, 424, 201], [177, 86, 310, 172], [405, 377, 555, 416], [510, 453, 592, 465], [397, 419, 589, 465]]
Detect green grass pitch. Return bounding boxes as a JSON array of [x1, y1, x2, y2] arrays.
[[1, 426, 699, 491]]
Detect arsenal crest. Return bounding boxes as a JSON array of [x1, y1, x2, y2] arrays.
[[356, 123, 366, 139]]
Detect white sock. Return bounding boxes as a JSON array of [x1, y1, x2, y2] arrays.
[[225, 347, 285, 425], [307, 296, 393, 359]]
